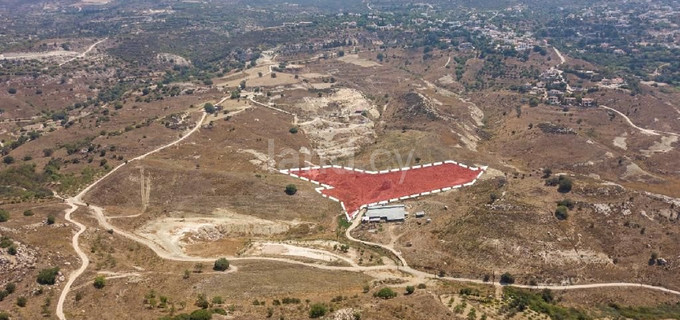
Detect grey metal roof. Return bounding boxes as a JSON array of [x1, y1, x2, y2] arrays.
[[365, 205, 406, 221]]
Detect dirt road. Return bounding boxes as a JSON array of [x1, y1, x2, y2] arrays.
[[55, 111, 206, 320], [344, 209, 680, 295], [59, 38, 107, 66], [55, 98, 680, 319], [601, 105, 677, 136]]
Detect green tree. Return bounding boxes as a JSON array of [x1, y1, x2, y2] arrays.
[[500, 272, 515, 284], [405, 285, 415, 295], [204, 103, 216, 114], [285, 184, 298, 195], [37, 267, 60, 285], [309, 303, 327, 318], [555, 205, 569, 220], [557, 176, 573, 193], [374, 287, 397, 299], [188, 309, 212, 320], [529, 97, 539, 107], [213, 258, 230, 271], [93, 276, 106, 289]]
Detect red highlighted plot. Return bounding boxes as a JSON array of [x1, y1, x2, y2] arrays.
[[283, 162, 484, 219]]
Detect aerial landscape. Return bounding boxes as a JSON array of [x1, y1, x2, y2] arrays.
[[0, 0, 680, 319]]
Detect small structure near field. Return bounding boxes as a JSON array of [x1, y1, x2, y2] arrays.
[[415, 211, 425, 218], [362, 205, 406, 223]]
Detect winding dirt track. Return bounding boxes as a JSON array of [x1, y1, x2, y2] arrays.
[[58, 38, 108, 66], [56, 97, 680, 319], [600, 105, 678, 136]]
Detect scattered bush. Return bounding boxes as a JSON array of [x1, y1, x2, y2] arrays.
[[23, 210, 34, 216], [374, 287, 397, 299], [309, 303, 327, 318], [46, 215, 55, 225], [557, 176, 573, 193], [405, 285, 415, 295], [213, 258, 230, 271], [0, 210, 9, 222], [542, 168, 552, 178], [204, 103, 216, 114], [195, 294, 209, 309], [3, 156, 14, 164], [557, 199, 574, 209], [500, 272, 515, 284], [17, 296, 27, 307], [37, 267, 60, 285], [285, 184, 297, 195], [93, 276, 106, 289], [555, 205, 569, 220]]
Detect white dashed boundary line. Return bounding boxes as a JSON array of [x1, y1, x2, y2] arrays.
[[279, 161, 488, 220]]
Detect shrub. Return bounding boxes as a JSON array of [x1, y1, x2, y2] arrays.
[[542, 168, 552, 178], [5, 283, 15, 294], [204, 103, 216, 114], [285, 184, 297, 195], [405, 285, 415, 295], [3, 156, 14, 164], [500, 272, 515, 284], [557, 199, 574, 209], [213, 258, 230, 271], [8, 88, 17, 94], [289, 127, 298, 134], [93, 276, 106, 289], [46, 215, 55, 225], [555, 205, 569, 220], [374, 287, 397, 299], [0, 312, 8, 320], [17, 296, 27, 307], [8, 246, 17, 255], [188, 309, 212, 320], [557, 176, 573, 193], [0, 236, 12, 248], [195, 294, 209, 309], [309, 303, 327, 318], [0, 210, 9, 222], [37, 267, 60, 285], [23, 210, 34, 216]]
